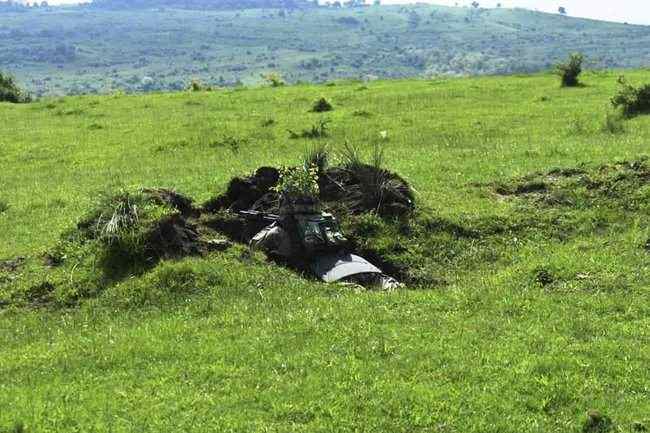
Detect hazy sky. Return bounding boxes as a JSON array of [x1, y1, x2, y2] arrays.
[[41, 0, 650, 25]]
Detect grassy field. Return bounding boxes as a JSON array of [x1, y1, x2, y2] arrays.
[[3, 4, 650, 96], [1, 70, 650, 432]]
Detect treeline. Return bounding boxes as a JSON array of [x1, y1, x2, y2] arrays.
[[89, 0, 318, 10], [0, 1, 49, 12]]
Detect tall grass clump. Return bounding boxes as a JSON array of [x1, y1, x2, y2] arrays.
[[611, 76, 650, 117], [555, 53, 584, 87], [303, 143, 329, 173], [340, 141, 364, 170], [288, 119, 329, 139], [93, 189, 155, 252], [0, 71, 31, 103]]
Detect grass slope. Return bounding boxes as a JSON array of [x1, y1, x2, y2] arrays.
[[1, 70, 650, 432], [2, 4, 650, 96]]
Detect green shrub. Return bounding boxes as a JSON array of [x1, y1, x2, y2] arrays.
[[0, 71, 31, 103], [274, 165, 320, 200], [611, 76, 650, 117], [555, 53, 584, 87], [310, 97, 333, 113], [0, 200, 8, 214]]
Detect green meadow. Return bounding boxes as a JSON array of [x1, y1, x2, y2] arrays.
[[1, 70, 649, 432]]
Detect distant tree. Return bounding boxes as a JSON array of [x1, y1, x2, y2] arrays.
[[496, 2, 501, 7], [373, 0, 379, 5], [558, 6, 567, 15], [471, 1, 479, 8], [556, 53, 584, 87], [0, 71, 31, 103], [40, 1, 48, 6]]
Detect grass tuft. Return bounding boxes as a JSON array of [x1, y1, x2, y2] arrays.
[[303, 143, 329, 172], [288, 119, 329, 139]]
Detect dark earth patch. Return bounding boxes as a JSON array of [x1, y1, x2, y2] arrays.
[[489, 158, 649, 209], [203, 164, 414, 218], [0, 256, 25, 273]]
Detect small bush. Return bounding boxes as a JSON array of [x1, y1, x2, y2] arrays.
[[310, 97, 333, 113], [601, 112, 626, 134], [261, 118, 275, 127], [274, 165, 320, 200], [0, 71, 31, 103], [0, 200, 8, 214], [611, 76, 650, 117], [288, 119, 329, 139], [556, 53, 584, 87], [262, 72, 285, 87]]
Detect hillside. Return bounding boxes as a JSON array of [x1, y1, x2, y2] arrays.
[[1, 70, 650, 432], [1, 4, 650, 96]]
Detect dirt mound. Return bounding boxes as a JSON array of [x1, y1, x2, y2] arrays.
[[61, 188, 231, 279], [143, 188, 198, 217], [204, 164, 415, 217], [145, 214, 203, 259], [0, 256, 25, 273], [204, 167, 280, 213], [320, 165, 415, 216], [489, 158, 650, 207]]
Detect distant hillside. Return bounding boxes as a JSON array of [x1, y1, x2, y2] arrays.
[[88, 0, 317, 10], [1, 3, 650, 95]]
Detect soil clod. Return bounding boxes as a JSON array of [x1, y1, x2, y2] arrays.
[[204, 163, 414, 218], [0, 256, 25, 273]]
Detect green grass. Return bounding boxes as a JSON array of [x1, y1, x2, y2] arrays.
[[1, 70, 650, 432], [3, 4, 650, 96]]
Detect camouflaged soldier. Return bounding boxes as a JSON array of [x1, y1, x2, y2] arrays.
[[248, 195, 401, 290]]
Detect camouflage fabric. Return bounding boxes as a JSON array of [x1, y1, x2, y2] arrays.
[[249, 213, 401, 289], [250, 222, 295, 259]]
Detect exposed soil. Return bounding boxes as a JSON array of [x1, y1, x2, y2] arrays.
[[54, 165, 416, 287], [490, 158, 650, 206], [203, 164, 415, 218], [0, 256, 25, 273]]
